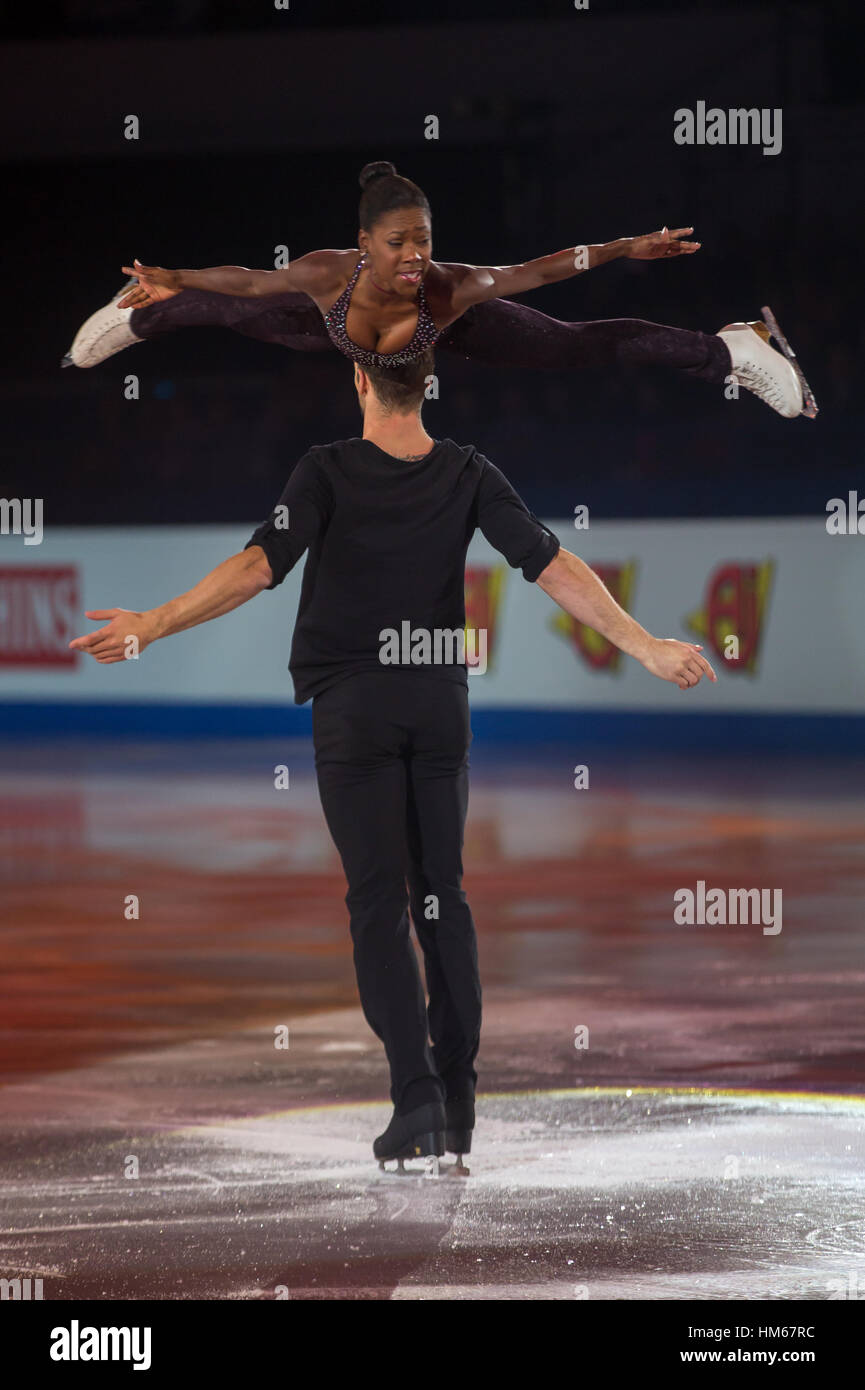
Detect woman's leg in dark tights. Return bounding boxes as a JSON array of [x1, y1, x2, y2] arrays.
[[437, 297, 731, 384], [130, 290, 335, 353], [131, 288, 731, 384]]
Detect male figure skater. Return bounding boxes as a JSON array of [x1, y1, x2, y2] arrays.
[[70, 348, 716, 1169]]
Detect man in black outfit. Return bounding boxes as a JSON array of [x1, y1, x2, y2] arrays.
[[70, 348, 715, 1167]]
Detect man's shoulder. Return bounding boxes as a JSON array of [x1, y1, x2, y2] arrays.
[[287, 441, 357, 480], [299, 437, 383, 466], [298, 440, 353, 464], [438, 438, 487, 469]]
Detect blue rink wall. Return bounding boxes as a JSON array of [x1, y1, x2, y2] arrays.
[[1, 702, 864, 757], [1, 517, 863, 751]]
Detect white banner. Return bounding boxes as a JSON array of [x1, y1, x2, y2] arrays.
[[0, 517, 863, 713]]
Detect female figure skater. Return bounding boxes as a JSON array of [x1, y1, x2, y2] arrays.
[[65, 160, 810, 418]]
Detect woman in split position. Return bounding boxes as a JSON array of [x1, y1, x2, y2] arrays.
[[65, 160, 810, 420]]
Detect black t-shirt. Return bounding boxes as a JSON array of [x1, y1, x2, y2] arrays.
[[244, 436, 560, 704]]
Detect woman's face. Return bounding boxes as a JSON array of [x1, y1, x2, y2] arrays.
[[360, 206, 432, 295]]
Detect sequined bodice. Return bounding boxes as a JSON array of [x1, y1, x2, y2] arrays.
[[323, 258, 440, 367]]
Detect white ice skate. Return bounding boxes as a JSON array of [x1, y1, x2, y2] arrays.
[[61, 279, 144, 369], [717, 313, 815, 419]]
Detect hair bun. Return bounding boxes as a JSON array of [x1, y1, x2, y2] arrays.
[[359, 160, 398, 190]]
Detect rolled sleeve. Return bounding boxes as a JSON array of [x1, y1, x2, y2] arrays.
[[476, 458, 561, 580]]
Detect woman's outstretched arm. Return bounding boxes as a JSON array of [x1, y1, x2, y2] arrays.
[[116, 249, 351, 309], [441, 227, 701, 312]]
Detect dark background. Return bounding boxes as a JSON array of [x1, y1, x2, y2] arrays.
[[1, 1, 862, 522]]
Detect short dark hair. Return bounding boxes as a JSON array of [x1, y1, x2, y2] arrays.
[[358, 160, 431, 232], [363, 348, 434, 413]]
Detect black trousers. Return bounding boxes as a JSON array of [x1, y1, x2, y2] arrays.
[[312, 670, 481, 1113]]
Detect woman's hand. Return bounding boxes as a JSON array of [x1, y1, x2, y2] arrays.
[[117, 260, 182, 309], [626, 227, 701, 260]]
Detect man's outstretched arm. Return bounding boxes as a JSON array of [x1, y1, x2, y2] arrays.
[[535, 547, 717, 690], [69, 546, 273, 665]]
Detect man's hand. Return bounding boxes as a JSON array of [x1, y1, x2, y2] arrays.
[[117, 261, 182, 309], [68, 550, 273, 664], [640, 637, 717, 689], [69, 608, 158, 664], [626, 227, 701, 260]]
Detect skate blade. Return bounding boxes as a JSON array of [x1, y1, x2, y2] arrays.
[[761, 304, 818, 419], [377, 1154, 441, 1179], [445, 1156, 471, 1178]]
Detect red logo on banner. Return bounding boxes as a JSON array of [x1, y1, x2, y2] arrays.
[[464, 564, 506, 671], [550, 561, 637, 672], [685, 561, 773, 672], [0, 567, 80, 667]]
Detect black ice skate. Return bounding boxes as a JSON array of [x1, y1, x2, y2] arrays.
[[445, 1080, 474, 1176], [374, 1101, 445, 1176]]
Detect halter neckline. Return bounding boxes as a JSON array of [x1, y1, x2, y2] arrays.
[[323, 258, 440, 368]]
